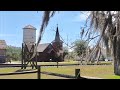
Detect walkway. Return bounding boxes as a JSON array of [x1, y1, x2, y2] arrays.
[[82, 76, 103, 79]]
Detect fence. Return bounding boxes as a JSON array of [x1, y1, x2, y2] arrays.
[[0, 63, 79, 68], [0, 65, 87, 79]]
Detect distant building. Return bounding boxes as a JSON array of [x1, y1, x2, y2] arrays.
[[36, 26, 64, 62], [22, 25, 64, 62], [0, 40, 7, 63], [37, 43, 58, 62], [51, 26, 64, 61]]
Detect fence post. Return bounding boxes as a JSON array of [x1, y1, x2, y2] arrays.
[[57, 61, 58, 68], [37, 65, 41, 79], [75, 69, 80, 79]]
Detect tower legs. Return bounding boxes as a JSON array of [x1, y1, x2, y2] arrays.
[[21, 43, 37, 69]]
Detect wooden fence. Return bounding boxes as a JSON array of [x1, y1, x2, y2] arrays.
[[0, 65, 87, 79], [0, 63, 79, 68]]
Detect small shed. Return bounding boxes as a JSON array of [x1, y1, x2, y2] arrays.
[[0, 40, 7, 63]]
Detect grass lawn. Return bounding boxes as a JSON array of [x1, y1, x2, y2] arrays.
[[0, 67, 67, 79], [0, 64, 120, 79]]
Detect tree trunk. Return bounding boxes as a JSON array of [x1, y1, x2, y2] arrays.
[[114, 13, 120, 75], [114, 35, 120, 75], [113, 36, 117, 74]]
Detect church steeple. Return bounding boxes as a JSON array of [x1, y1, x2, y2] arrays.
[[55, 25, 61, 42], [52, 24, 63, 48], [52, 25, 64, 61]]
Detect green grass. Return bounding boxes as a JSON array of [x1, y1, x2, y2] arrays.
[[0, 63, 120, 79], [0, 68, 19, 73], [0, 67, 67, 79], [102, 75, 120, 79]]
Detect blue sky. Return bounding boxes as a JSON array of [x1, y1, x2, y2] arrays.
[[0, 11, 92, 48]]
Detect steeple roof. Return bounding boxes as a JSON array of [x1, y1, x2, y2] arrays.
[[55, 26, 61, 42], [52, 25, 63, 43]]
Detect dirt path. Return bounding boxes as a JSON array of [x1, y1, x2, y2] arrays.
[[82, 76, 103, 79]]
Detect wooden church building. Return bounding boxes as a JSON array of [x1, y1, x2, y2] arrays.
[[36, 26, 64, 62]]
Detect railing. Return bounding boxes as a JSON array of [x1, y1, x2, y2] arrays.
[[0, 63, 79, 68], [0, 65, 87, 79]]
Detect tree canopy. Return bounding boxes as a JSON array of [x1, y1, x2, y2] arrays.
[[73, 40, 87, 56], [6, 46, 22, 61]]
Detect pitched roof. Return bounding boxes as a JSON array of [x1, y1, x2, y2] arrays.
[[0, 40, 7, 49], [23, 25, 36, 30], [37, 43, 51, 52]]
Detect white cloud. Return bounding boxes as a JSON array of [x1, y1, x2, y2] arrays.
[[72, 11, 90, 22]]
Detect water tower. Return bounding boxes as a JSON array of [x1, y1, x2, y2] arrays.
[[23, 25, 36, 44], [21, 25, 37, 69]]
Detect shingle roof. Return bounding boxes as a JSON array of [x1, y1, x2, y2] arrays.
[[23, 25, 36, 30], [37, 43, 51, 52], [0, 40, 7, 49]]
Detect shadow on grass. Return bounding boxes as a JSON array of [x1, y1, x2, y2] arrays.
[[15, 69, 36, 72]]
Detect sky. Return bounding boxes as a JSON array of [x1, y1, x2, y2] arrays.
[[0, 11, 92, 49]]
